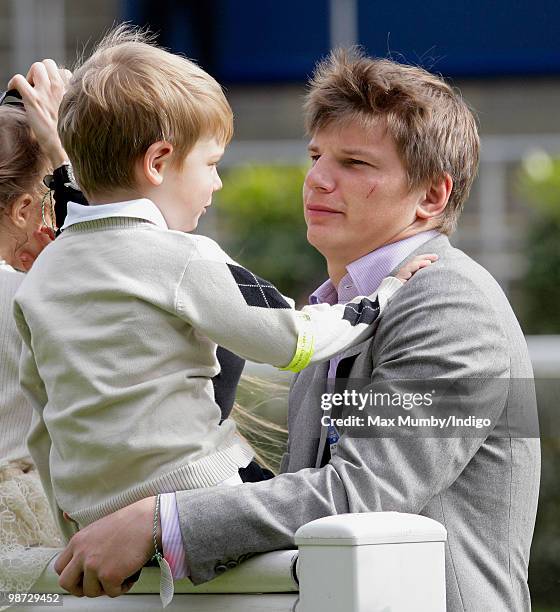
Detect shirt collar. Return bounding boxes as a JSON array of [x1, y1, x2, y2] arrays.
[[310, 230, 440, 305], [61, 198, 168, 231]]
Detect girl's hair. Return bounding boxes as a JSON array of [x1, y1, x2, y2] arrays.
[[0, 107, 47, 214], [231, 376, 289, 474]]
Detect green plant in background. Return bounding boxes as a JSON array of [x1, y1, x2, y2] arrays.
[[213, 165, 326, 304], [518, 154, 560, 333]]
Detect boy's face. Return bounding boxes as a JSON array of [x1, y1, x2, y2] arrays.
[[161, 137, 224, 232]]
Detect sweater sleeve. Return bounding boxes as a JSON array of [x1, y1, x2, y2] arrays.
[[175, 238, 404, 372], [12, 302, 74, 541]]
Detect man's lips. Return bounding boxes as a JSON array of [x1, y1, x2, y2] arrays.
[[305, 203, 343, 217]]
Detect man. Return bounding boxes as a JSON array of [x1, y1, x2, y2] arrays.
[[53, 50, 540, 611]]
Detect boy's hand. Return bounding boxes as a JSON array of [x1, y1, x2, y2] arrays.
[[7, 59, 72, 168], [54, 496, 158, 598], [394, 254, 438, 283]]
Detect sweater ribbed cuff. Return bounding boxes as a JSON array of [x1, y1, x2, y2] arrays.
[[71, 440, 254, 527]]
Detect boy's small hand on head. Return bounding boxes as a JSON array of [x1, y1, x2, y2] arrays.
[[395, 254, 438, 283], [7, 59, 72, 168]]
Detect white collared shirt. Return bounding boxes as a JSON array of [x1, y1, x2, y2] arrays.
[[62, 198, 168, 230]]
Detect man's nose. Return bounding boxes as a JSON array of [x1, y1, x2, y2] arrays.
[[305, 158, 335, 192]]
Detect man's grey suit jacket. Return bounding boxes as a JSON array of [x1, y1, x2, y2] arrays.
[[176, 234, 540, 612]]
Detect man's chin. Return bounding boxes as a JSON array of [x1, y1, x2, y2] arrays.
[[306, 228, 337, 256]]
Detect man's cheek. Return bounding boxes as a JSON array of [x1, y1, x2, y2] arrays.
[[365, 181, 378, 199]]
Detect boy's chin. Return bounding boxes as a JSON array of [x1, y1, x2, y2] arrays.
[[169, 219, 197, 232]]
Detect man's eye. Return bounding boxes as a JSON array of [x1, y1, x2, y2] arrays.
[[310, 155, 320, 164], [344, 159, 367, 166]]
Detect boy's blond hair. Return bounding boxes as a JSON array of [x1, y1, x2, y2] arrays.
[[304, 49, 480, 235], [58, 25, 233, 197]]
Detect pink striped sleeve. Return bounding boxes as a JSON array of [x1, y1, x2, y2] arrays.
[[160, 492, 189, 579]]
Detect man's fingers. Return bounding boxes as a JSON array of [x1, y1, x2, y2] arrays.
[[83, 568, 104, 598], [99, 572, 128, 598], [58, 559, 85, 597], [120, 580, 135, 595], [54, 549, 72, 575]]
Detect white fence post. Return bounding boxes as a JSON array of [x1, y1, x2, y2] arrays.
[[295, 512, 447, 612]]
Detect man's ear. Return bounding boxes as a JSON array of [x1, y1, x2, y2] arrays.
[[138, 141, 174, 187], [415, 173, 453, 221], [8, 193, 35, 229]]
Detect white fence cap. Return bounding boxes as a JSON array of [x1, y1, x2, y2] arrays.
[[294, 512, 447, 546]]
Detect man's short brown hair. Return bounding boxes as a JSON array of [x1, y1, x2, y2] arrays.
[[58, 25, 233, 197], [304, 49, 479, 234]]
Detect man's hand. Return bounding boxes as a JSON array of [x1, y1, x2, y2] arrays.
[[395, 253, 438, 283], [7, 59, 72, 168], [54, 496, 158, 598]]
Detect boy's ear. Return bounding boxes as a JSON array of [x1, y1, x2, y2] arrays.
[[8, 194, 35, 229], [141, 141, 175, 187], [415, 173, 453, 221]]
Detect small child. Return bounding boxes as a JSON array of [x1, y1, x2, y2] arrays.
[[13, 28, 436, 542]]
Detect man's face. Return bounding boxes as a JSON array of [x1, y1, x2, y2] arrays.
[[303, 118, 425, 265]]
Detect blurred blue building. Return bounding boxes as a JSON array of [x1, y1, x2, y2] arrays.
[[122, 0, 559, 82]]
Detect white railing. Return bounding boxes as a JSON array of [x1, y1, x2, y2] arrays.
[[27, 512, 447, 612]]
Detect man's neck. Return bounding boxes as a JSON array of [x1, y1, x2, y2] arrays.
[[327, 261, 350, 289], [326, 228, 440, 289]]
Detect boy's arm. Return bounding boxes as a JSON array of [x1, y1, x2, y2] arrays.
[[176, 246, 436, 372]]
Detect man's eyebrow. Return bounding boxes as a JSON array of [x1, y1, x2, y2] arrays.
[[339, 147, 377, 157], [307, 144, 320, 153]]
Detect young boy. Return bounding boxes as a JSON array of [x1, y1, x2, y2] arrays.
[[13, 28, 435, 543]]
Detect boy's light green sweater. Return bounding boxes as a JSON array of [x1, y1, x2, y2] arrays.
[[14, 215, 401, 538]]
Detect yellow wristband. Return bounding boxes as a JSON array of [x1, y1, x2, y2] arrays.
[[279, 313, 315, 373]]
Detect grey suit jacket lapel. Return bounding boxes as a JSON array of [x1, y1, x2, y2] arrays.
[[290, 361, 329, 469]]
